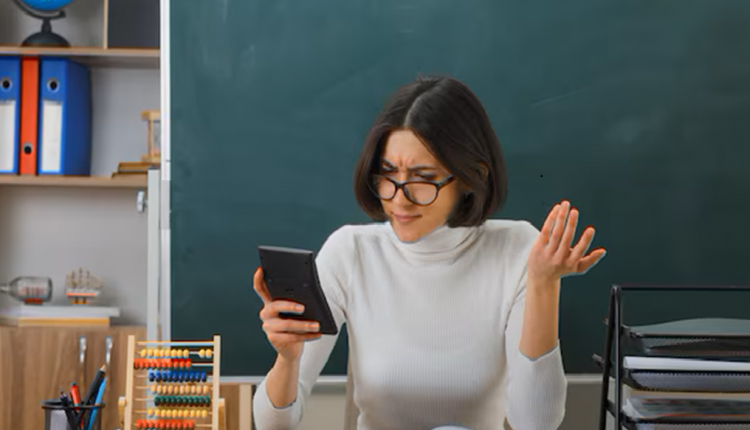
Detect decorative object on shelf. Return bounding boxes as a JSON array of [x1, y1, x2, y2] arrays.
[[65, 267, 103, 305], [119, 336, 226, 430], [11, 0, 75, 47], [111, 109, 160, 178], [0, 276, 52, 304], [141, 109, 161, 164]]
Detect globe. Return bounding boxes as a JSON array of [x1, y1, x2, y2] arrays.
[[13, 0, 75, 47], [21, 0, 74, 12]]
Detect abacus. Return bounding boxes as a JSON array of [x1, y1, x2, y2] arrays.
[[119, 335, 225, 430]]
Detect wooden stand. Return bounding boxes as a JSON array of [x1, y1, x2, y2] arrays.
[[119, 335, 225, 430]]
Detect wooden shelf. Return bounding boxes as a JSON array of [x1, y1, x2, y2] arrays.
[[0, 46, 159, 69], [0, 175, 147, 188]]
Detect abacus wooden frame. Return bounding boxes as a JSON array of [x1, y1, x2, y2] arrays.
[[121, 335, 224, 430]]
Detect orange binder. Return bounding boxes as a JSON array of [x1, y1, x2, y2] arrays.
[[19, 56, 39, 175]]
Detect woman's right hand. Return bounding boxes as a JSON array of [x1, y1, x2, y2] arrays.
[[254, 267, 322, 362]]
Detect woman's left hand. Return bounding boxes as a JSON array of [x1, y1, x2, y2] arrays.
[[527, 200, 607, 285]]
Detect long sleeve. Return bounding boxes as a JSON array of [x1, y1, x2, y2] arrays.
[[253, 228, 353, 430], [504, 277, 567, 430]]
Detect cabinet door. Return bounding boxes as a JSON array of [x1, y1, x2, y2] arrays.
[[16, 327, 89, 430], [0, 327, 23, 429], [85, 326, 146, 430]]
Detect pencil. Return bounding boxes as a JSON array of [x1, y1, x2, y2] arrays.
[[83, 365, 106, 405]]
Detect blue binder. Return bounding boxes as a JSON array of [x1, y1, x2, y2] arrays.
[[0, 56, 21, 174], [38, 58, 92, 176]]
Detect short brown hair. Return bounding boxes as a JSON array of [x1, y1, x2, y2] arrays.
[[353, 75, 508, 227]]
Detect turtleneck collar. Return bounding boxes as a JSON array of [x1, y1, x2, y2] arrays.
[[386, 221, 481, 263]]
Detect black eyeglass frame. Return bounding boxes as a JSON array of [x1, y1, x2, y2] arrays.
[[369, 174, 456, 206]]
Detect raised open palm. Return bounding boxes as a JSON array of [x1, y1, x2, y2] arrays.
[[527, 200, 607, 283]]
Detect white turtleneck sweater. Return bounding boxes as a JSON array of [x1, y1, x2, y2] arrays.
[[253, 219, 568, 430]]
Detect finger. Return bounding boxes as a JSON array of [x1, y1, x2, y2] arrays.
[[539, 204, 559, 245], [576, 248, 607, 274], [560, 208, 579, 250], [259, 301, 305, 320], [263, 318, 320, 334], [569, 227, 595, 262], [267, 332, 323, 344], [253, 267, 273, 304], [548, 200, 570, 251]]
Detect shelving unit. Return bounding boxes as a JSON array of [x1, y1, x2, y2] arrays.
[[0, 175, 147, 188], [0, 46, 159, 68]]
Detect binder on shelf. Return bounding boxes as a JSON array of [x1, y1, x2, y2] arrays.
[[595, 284, 750, 430], [0, 56, 21, 174], [19, 56, 40, 175], [38, 58, 92, 176]]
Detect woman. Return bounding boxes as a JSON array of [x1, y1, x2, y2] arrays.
[[252, 75, 606, 430]]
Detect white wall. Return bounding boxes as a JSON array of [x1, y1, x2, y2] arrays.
[[0, 0, 159, 325]]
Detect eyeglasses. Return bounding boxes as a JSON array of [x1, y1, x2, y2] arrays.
[[369, 174, 456, 206]]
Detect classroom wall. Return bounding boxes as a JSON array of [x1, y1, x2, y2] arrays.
[[0, 0, 160, 325]]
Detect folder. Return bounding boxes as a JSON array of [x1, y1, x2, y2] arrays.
[[19, 56, 40, 175], [0, 56, 21, 174], [38, 58, 92, 176]]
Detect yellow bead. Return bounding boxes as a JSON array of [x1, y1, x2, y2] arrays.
[[201, 409, 208, 418], [183, 349, 190, 358], [189, 410, 196, 418], [150, 385, 157, 394], [198, 349, 204, 358], [147, 348, 153, 357], [140, 349, 147, 358], [206, 349, 213, 359], [203, 385, 209, 395], [170, 349, 176, 358], [148, 408, 153, 417]]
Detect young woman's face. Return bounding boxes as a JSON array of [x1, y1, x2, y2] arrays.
[[378, 130, 460, 242]]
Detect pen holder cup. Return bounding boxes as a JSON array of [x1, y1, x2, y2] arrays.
[[42, 400, 105, 430]]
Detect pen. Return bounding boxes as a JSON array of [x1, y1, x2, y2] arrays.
[[70, 383, 82, 427], [59, 392, 77, 428]]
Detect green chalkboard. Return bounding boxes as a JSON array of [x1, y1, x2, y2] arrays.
[[170, 0, 750, 377]]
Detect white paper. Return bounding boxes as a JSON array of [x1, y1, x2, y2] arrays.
[[40, 99, 62, 173], [0, 100, 17, 172], [624, 355, 750, 372]]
